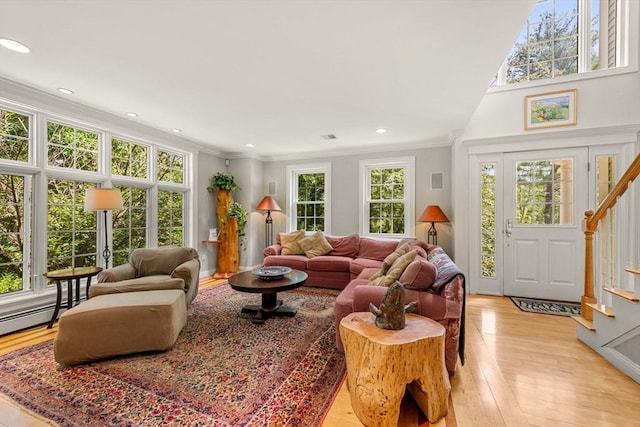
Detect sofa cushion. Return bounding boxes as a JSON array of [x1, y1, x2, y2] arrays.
[[263, 254, 308, 271], [370, 250, 417, 286], [280, 230, 306, 255], [400, 258, 437, 290], [358, 237, 399, 261], [298, 231, 333, 258], [326, 234, 360, 258], [350, 258, 383, 279], [307, 256, 352, 272]]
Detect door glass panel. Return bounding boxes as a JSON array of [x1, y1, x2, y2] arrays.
[[480, 163, 497, 278], [515, 158, 573, 225]]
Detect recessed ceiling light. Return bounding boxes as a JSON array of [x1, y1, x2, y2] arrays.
[[57, 88, 74, 95], [0, 38, 30, 53], [375, 128, 388, 134], [245, 143, 254, 148], [172, 128, 182, 133], [125, 112, 138, 117]]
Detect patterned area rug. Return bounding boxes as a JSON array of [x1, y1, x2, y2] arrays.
[[0, 284, 345, 426], [510, 296, 581, 316]]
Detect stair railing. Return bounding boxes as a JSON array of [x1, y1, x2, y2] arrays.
[[582, 153, 640, 320]]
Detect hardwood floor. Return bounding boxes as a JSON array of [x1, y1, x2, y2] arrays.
[[1, 283, 639, 426]]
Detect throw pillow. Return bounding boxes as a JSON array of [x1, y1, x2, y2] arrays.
[[400, 258, 437, 290], [370, 250, 417, 287], [298, 231, 333, 258], [280, 230, 306, 255], [369, 242, 410, 281]]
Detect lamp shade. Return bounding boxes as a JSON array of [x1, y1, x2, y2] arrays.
[[418, 205, 449, 223], [256, 196, 281, 212], [84, 188, 123, 211]]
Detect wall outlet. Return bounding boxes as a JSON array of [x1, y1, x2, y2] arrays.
[[200, 255, 207, 264]]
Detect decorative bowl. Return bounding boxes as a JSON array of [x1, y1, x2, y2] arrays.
[[252, 266, 292, 280]]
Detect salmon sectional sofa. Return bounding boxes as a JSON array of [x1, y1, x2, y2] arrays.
[[263, 232, 465, 374]]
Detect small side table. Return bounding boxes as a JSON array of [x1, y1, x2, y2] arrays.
[[339, 312, 451, 427], [43, 266, 103, 329]]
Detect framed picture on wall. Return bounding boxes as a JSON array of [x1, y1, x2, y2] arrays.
[[524, 89, 577, 130]]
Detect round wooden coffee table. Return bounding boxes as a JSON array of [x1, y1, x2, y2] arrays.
[[228, 269, 307, 324]]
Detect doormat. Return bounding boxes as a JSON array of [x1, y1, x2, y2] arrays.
[[510, 296, 581, 316]]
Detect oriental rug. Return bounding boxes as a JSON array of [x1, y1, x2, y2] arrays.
[[510, 296, 581, 317], [0, 284, 345, 426]]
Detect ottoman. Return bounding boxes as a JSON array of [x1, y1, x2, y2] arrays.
[[54, 289, 187, 365]]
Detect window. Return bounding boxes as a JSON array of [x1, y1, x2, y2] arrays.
[[360, 157, 414, 238], [112, 138, 149, 179], [480, 163, 497, 278], [157, 149, 184, 184], [0, 109, 30, 163], [158, 190, 184, 246], [112, 186, 148, 266], [0, 173, 32, 295], [47, 179, 97, 271], [514, 158, 574, 225], [286, 163, 331, 233], [493, 0, 625, 86], [47, 121, 99, 171]]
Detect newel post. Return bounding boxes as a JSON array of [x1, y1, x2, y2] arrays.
[[582, 210, 597, 320]]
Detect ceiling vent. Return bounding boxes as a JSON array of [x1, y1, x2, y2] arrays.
[[320, 134, 337, 140]]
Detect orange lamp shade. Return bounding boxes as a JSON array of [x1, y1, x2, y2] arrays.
[[256, 196, 281, 212], [418, 205, 449, 223]]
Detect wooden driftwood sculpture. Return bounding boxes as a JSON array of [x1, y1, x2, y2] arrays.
[[369, 281, 417, 330]]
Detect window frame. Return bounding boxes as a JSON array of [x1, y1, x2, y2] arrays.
[[492, 0, 632, 88], [359, 156, 415, 239], [286, 163, 332, 234]]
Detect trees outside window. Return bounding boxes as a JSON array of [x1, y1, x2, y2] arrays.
[[360, 157, 414, 239], [112, 186, 148, 266], [286, 163, 331, 233], [158, 190, 184, 246], [493, 0, 625, 86]]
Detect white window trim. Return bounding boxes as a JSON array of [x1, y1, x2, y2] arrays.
[[359, 156, 415, 239], [286, 163, 332, 234]]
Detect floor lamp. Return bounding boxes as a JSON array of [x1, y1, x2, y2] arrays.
[[418, 205, 449, 246], [84, 188, 123, 269], [256, 196, 282, 247]]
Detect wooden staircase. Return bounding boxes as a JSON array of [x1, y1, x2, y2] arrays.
[[574, 154, 640, 383]]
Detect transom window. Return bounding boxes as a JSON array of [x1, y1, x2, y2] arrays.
[[286, 163, 331, 233], [0, 109, 30, 163], [493, 0, 625, 86], [157, 149, 184, 184], [112, 138, 149, 179], [47, 121, 99, 171], [360, 157, 414, 238]]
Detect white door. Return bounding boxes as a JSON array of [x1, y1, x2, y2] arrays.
[[503, 148, 588, 302]]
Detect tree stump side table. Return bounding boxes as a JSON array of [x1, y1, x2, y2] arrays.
[[339, 312, 451, 427]]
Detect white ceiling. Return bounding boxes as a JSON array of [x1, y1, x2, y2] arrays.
[[0, 0, 534, 159]]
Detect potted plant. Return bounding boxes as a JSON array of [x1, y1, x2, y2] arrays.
[[228, 201, 248, 237], [207, 172, 240, 192]]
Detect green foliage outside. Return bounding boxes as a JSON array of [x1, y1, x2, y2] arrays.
[[1, 112, 186, 295], [296, 173, 325, 231], [505, 1, 599, 84], [368, 168, 405, 234]]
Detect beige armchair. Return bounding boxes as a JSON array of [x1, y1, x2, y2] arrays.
[[90, 247, 201, 306]]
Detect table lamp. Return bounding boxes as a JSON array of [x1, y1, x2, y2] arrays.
[[256, 196, 282, 247], [418, 205, 449, 245], [84, 188, 123, 269]]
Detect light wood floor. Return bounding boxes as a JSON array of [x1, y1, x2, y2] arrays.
[[1, 281, 639, 426]]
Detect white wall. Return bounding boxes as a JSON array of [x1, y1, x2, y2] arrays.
[[262, 145, 454, 257]]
